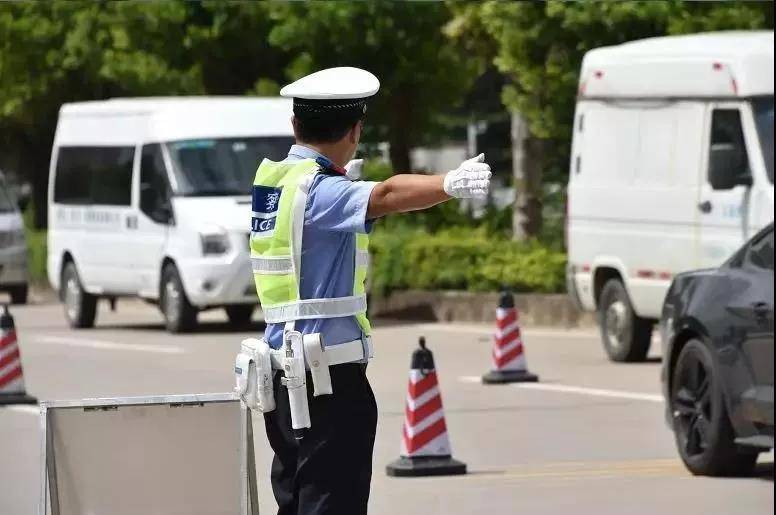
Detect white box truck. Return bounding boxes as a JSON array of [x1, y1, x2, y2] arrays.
[[47, 97, 294, 332], [566, 31, 774, 361]]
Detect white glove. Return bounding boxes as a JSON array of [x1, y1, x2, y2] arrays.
[[444, 153, 491, 199], [344, 159, 363, 180]]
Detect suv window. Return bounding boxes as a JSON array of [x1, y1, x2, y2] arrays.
[[745, 229, 774, 271], [54, 146, 134, 205], [140, 144, 173, 224]]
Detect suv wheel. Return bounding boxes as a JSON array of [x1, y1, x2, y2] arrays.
[[598, 278, 652, 362], [671, 339, 759, 476], [160, 264, 198, 333], [61, 261, 97, 328]]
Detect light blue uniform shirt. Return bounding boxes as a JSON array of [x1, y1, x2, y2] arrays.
[[263, 145, 378, 350]]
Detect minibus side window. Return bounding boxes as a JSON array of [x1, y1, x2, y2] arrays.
[[140, 144, 173, 224], [707, 109, 751, 190], [54, 146, 133, 205]]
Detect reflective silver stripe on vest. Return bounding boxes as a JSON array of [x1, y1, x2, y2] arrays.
[[251, 256, 293, 275], [263, 294, 368, 324], [355, 250, 370, 268], [252, 210, 278, 220]]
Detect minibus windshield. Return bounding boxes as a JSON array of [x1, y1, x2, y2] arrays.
[[753, 96, 774, 184], [167, 137, 294, 196]]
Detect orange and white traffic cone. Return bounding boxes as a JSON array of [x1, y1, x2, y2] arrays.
[[386, 337, 466, 477], [482, 290, 539, 384], [0, 304, 37, 405]]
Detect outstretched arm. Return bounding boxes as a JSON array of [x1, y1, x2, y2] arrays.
[[365, 154, 491, 219], [366, 174, 448, 219]]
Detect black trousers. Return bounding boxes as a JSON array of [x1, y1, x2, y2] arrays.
[[264, 363, 378, 515]]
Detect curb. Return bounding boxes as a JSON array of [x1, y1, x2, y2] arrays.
[[30, 285, 59, 305], [21, 287, 595, 328], [370, 290, 594, 328]]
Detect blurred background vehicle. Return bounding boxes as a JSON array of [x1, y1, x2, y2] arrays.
[[567, 31, 775, 362], [0, 170, 29, 305], [660, 223, 773, 476], [46, 97, 294, 332]]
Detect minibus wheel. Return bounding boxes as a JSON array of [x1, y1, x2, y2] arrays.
[[160, 264, 198, 333], [61, 261, 97, 328], [598, 278, 652, 362]]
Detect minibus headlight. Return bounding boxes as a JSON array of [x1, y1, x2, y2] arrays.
[[200, 229, 230, 256]]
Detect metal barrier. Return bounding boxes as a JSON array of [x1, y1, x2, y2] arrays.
[[38, 393, 258, 515]]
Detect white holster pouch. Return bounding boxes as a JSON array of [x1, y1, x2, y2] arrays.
[[235, 338, 275, 413], [303, 333, 333, 397], [281, 330, 311, 433]]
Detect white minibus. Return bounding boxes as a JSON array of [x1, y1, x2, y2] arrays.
[[47, 97, 294, 332], [566, 32, 774, 361]]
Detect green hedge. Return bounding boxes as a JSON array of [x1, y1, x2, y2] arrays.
[[22, 205, 48, 285], [370, 228, 566, 296], [25, 229, 47, 285], [22, 225, 565, 294]]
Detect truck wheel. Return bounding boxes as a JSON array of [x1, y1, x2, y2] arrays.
[[598, 278, 652, 362], [160, 264, 198, 333], [9, 284, 28, 305], [225, 305, 255, 328], [61, 261, 97, 328], [671, 339, 759, 476]]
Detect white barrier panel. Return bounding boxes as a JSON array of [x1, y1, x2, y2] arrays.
[[38, 393, 258, 515]]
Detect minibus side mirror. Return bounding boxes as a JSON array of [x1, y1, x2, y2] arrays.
[[141, 182, 173, 225], [156, 202, 174, 225], [709, 144, 752, 190]]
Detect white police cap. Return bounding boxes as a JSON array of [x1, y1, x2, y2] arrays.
[[280, 67, 380, 100]]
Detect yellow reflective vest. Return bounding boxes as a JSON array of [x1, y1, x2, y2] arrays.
[[250, 159, 371, 335]]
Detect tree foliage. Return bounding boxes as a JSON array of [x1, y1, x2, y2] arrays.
[[1, 0, 773, 233], [446, 0, 774, 239], [0, 1, 473, 227], [266, 0, 476, 171], [449, 0, 774, 149], [0, 1, 285, 226]]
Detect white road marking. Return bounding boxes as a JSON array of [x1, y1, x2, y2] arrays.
[[513, 383, 663, 403], [415, 323, 598, 339], [2, 405, 40, 415], [458, 376, 663, 403], [36, 335, 184, 354]]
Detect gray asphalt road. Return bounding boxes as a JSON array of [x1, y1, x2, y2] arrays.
[[1, 300, 773, 515]]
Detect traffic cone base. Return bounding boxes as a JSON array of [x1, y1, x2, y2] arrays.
[[482, 369, 539, 384], [386, 455, 467, 477], [0, 391, 38, 405]]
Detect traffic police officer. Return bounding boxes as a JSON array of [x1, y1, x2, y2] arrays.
[[248, 67, 491, 515]]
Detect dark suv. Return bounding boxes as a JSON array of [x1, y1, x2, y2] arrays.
[[661, 223, 773, 476]]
